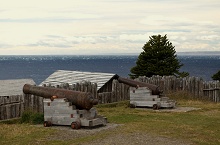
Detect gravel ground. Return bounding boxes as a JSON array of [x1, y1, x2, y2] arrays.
[[45, 123, 121, 141], [44, 123, 192, 145], [82, 132, 191, 145], [136, 107, 201, 112]]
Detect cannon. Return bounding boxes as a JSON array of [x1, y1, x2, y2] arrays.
[[23, 84, 98, 110], [116, 77, 175, 109], [117, 77, 162, 95], [23, 84, 107, 129]]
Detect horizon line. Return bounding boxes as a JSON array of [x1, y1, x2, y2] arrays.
[[0, 51, 220, 56]]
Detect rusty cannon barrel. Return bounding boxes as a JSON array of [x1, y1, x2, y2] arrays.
[[23, 84, 98, 110], [117, 77, 162, 95]]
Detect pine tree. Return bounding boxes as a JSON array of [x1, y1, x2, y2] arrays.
[[130, 34, 188, 78], [212, 70, 220, 81]]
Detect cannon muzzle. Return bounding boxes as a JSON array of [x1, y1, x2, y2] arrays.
[[23, 84, 98, 110]]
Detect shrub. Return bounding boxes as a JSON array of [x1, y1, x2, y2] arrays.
[[20, 110, 44, 124]]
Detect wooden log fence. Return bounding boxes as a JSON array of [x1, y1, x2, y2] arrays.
[[0, 95, 24, 120], [135, 76, 220, 102], [98, 80, 130, 104], [2, 76, 219, 121]]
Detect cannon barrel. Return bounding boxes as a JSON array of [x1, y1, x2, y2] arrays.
[[23, 84, 98, 110], [118, 77, 162, 95]]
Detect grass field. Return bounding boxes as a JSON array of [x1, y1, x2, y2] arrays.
[[0, 92, 220, 145]]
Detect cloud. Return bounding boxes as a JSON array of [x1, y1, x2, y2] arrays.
[[140, 16, 192, 26], [197, 35, 220, 41], [119, 33, 155, 42], [0, 8, 101, 23], [0, 0, 220, 54], [140, 15, 219, 32]]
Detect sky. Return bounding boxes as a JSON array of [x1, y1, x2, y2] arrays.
[[0, 0, 220, 55]]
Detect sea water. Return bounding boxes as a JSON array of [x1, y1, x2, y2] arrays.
[[0, 55, 219, 85]]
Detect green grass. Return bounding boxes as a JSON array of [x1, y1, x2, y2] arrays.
[[0, 92, 220, 144], [95, 93, 220, 145], [0, 123, 55, 145]]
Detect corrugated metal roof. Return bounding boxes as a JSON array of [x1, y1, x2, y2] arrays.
[[0, 79, 36, 96], [40, 70, 118, 90]]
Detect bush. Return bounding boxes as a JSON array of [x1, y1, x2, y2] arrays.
[[20, 110, 44, 124]]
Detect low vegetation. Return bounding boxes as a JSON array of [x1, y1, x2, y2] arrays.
[[20, 110, 44, 124], [1, 92, 220, 144]]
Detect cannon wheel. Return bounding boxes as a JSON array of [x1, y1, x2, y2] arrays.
[[71, 121, 81, 129], [153, 104, 159, 110], [44, 121, 52, 127]]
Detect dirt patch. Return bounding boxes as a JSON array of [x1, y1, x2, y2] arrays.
[[83, 132, 192, 145], [160, 107, 201, 112], [136, 107, 201, 112], [50, 123, 120, 135]]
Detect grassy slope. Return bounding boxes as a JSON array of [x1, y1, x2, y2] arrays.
[[96, 101, 220, 145], [0, 92, 220, 145]]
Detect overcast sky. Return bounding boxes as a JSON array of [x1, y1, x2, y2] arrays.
[[0, 0, 219, 55]]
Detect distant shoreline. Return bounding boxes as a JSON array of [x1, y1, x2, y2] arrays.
[[177, 51, 220, 56], [0, 51, 220, 56]]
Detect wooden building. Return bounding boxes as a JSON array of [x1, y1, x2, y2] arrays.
[[40, 70, 130, 103]]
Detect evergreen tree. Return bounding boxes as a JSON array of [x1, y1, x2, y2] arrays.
[[130, 34, 188, 78], [212, 70, 220, 81]]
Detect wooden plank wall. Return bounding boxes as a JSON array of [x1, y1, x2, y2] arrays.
[[135, 76, 220, 102], [0, 95, 24, 120], [23, 94, 44, 113], [98, 80, 130, 104]]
